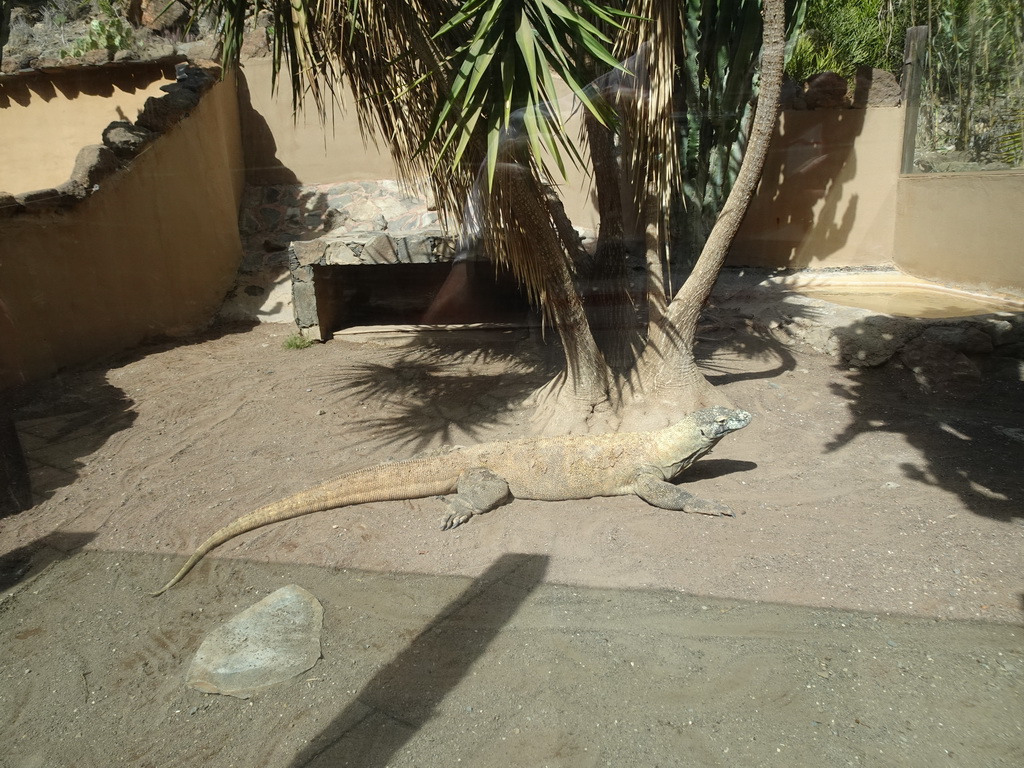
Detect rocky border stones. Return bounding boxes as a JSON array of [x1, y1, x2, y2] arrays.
[[712, 268, 1024, 395]]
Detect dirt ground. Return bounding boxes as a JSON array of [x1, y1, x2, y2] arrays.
[[1, 320, 1022, 767]]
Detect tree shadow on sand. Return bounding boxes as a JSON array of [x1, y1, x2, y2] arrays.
[[317, 288, 809, 452], [825, 344, 1023, 523], [8, 370, 137, 506], [316, 329, 557, 453], [5, 321, 262, 509]]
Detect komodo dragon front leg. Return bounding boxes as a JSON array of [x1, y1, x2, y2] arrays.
[[632, 469, 736, 517], [441, 467, 513, 530]]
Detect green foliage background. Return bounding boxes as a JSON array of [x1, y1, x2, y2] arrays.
[[786, 0, 1022, 167]]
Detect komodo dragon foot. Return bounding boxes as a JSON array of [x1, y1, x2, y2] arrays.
[[633, 471, 736, 516], [440, 467, 513, 530]]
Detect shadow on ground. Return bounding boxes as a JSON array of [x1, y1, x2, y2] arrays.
[[318, 330, 555, 452], [0, 529, 95, 592], [290, 553, 549, 768], [827, 361, 1024, 521], [6, 320, 259, 506], [1, 550, 1020, 767], [322, 304, 806, 452], [9, 369, 136, 504]]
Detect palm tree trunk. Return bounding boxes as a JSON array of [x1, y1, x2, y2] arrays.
[[634, 0, 787, 402], [583, 111, 642, 371], [487, 163, 610, 405]]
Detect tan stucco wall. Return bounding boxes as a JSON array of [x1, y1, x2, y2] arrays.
[[729, 108, 903, 268], [238, 57, 398, 186], [894, 172, 1024, 295], [236, 57, 599, 226], [0, 73, 245, 389], [0, 64, 174, 193]]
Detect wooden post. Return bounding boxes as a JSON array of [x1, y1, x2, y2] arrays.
[[901, 26, 929, 174]]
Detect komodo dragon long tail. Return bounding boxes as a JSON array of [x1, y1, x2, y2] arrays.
[[152, 406, 751, 595]]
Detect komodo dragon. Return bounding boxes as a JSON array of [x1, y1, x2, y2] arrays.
[[152, 406, 751, 594]]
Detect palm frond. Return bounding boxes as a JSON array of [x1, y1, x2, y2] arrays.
[[429, 0, 628, 192]]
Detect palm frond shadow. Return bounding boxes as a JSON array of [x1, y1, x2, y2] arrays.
[[696, 312, 800, 384], [318, 277, 825, 449], [624, 277, 823, 393], [315, 333, 558, 453], [697, 276, 840, 382]]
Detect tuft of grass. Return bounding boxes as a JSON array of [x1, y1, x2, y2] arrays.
[[282, 333, 314, 350]]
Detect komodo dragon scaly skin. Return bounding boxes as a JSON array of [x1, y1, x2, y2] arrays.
[[152, 406, 751, 594]]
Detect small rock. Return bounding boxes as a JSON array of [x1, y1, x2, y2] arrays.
[[178, 39, 217, 62], [102, 121, 154, 158], [136, 88, 200, 133], [171, 66, 216, 94], [345, 198, 386, 229], [990, 317, 1024, 346], [146, 40, 176, 59], [899, 338, 982, 396], [241, 28, 271, 58], [70, 144, 120, 189], [853, 66, 901, 108], [325, 241, 358, 265], [0, 193, 24, 217], [16, 188, 75, 211], [187, 585, 324, 699], [361, 234, 399, 264], [79, 48, 113, 66], [138, 0, 189, 32], [803, 72, 849, 110], [917, 325, 993, 355], [322, 208, 351, 232], [834, 315, 921, 367], [290, 240, 328, 268]]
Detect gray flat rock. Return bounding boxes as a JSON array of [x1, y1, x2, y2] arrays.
[[187, 585, 324, 698]]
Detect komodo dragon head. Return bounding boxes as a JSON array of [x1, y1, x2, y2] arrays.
[[694, 406, 752, 441], [654, 406, 752, 481]]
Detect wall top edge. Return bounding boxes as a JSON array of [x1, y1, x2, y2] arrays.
[[0, 55, 190, 83], [898, 169, 1024, 180]]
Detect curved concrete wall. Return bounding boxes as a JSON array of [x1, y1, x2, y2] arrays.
[[238, 57, 397, 186], [0, 63, 174, 194], [0, 71, 244, 389]]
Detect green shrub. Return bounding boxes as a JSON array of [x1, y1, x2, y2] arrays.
[[786, 0, 906, 81], [60, 0, 134, 58], [282, 334, 313, 350]]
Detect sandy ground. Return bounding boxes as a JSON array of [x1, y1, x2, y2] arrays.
[[1, 320, 1022, 766]]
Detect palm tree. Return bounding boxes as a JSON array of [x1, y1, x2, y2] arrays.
[[199, 0, 789, 432]]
